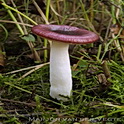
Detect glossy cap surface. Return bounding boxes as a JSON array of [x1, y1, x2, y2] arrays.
[[32, 24, 99, 44]]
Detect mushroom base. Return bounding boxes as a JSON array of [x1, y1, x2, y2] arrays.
[[50, 41, 72, 101]]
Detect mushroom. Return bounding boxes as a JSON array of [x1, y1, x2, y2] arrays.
[[32, 24, 99, 101]]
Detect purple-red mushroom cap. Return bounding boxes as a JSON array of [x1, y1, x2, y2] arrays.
[[31, 24, 99, 44]]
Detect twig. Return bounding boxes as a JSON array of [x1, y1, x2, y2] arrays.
[[5, 63, 49, 75], [0, 98, 36, 107], [32, 0, 49, 24]]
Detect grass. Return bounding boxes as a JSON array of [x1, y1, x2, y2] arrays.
[[0, 0, 124, 124]]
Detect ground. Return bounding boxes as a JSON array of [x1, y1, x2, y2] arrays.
[[0, 0, 124, 124]]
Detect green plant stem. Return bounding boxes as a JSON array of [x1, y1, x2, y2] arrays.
[[1, 0, 41, 62], [1, 0, 24, 35], [46, 0, 50, 19], [95, 109, 124, 120], [80, 0, 90, 24], [79, 0, 95, 32], [96, 44, 102, 62], [43, 0, 51, 62], [101, 60, 111, 79], [100, 28, 122, 61], [1, 2, 37, 25]]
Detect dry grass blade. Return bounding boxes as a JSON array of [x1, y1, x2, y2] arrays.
[[10, 0, 27, 33], [0, 20, 33, 27], [50, 2, 63, 18], [18, 62, 50, 80], [5, 63, 48, 75], [32, 0, 49, 24]]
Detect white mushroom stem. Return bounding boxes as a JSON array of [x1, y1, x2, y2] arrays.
[[50, 41, 72, 101]]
